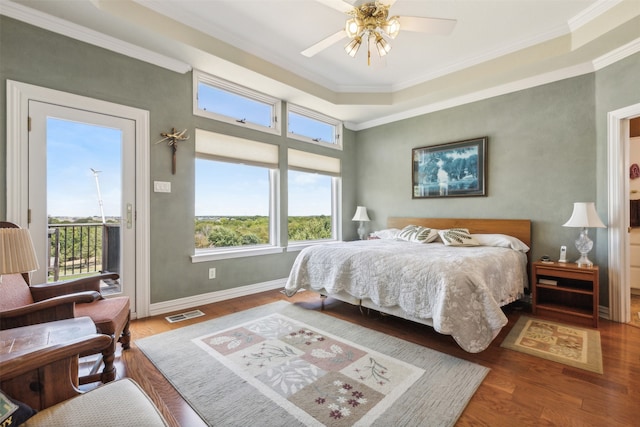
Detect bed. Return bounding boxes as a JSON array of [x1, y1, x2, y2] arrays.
[[284, 217, 531, 353]]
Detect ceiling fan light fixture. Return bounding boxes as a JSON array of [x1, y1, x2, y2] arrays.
[[345, 18, 362, 38], [383, 17, 400, 39], [301, 0, 457, 65], [374, 32, 391, 57], [344, 36, 362, 57]]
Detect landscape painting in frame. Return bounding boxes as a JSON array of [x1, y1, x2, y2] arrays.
[[412, 137, 487, 198]]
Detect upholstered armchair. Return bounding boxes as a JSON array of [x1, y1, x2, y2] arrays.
[[0, 221, 131, 384], [0, 272, 131, 384]]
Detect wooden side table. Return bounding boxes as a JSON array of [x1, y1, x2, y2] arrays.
[[532, 261, 599, 328], [0, 317, 111, 410]]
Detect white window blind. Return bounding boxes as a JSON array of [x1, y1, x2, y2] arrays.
[[288, 148, 340, 176], [195, 128, 278, 168]]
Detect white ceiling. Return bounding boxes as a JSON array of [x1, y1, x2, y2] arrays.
[[3, 0, 639, 129]]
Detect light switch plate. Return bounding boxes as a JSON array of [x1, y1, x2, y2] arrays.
[[154, 181, 171, 193]]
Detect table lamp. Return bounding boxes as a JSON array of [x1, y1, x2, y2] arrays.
[[0, 226, 40, 284], [562, 202, 606, 267], [352, 206, 370, 240]]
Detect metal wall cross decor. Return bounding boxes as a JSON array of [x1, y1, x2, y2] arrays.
[[156, 128, 189, 174]]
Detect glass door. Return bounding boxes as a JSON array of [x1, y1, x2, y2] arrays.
[[28, 101, 136, 306]]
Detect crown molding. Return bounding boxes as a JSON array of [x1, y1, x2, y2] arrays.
[[593, 37, 640, 70], [569, 0, 624, 31], [348, 61, 597, 131], [0, 0, 191, 74]]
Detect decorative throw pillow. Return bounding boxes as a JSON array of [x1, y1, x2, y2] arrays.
[[438, 228, 479, 246], [398, 225, 439, 243]]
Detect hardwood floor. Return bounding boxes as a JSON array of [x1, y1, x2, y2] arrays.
[[97, 290, 639, 426]]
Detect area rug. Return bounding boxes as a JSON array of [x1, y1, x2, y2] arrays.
[[501, 316, 603, 374], [136, 301, 488, 426]]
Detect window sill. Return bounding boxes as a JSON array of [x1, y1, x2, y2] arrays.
[[191, 246, 284, 262], [286, 240, 342, 253]]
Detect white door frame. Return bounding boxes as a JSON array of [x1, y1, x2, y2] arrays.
[[608, 102, 640, 323], [6, 80, 151, 319]]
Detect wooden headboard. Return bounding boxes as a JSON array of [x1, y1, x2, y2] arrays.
[[387, 217, 531, 249]]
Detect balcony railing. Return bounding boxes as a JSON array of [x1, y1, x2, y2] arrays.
[[48, 223, 120, 282]]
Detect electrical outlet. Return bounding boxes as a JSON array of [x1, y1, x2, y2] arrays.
[[208, 267, 216, 279]]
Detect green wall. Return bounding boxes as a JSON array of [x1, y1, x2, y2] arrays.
[[356, 73, 597, 261], [2, 16, 640, 307], [355, 52, 640, 306], [0, 16, 357, 303]]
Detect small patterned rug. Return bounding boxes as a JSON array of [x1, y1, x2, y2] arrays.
[[630, 294, 640, 329], [137, 301, 488, 426], [501, 316, 603, 374]]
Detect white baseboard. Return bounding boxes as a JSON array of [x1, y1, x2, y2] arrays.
[[148, 278, 287, 317]]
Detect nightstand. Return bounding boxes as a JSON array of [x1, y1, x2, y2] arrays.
[[532, 261, 599, 328]]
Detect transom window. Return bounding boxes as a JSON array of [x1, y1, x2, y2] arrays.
[[194, 70, 281, 135], [287, 104, 343, 150]]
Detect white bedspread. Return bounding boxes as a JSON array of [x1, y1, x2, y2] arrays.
[[284, 240, 528, 352]]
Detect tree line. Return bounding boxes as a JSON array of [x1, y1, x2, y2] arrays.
[[195, 215, 332, 248]]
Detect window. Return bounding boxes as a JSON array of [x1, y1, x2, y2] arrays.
[[288, 149, 341, 244], [194, 70, 281, 135], [288, 171, 333, 242], [287, 104, 343, 150], [194, 129, 280, 259]]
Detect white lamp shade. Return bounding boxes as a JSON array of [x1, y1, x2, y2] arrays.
[[0, 228, 40, 275], [352, 206, 370, 222], [562, 202, 606, 228]]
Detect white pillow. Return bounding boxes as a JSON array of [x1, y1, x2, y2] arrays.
[[472, 234, 530, 252], [398, 225, 439, 243], [370, 228, 401, 240], [438, 228, 479, 246]]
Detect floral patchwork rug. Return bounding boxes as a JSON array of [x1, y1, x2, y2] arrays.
[[501, 316, 603, 374], [136, 301, 489, 427], [193, 313, 424, 425]]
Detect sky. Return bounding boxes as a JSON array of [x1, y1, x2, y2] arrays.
[[47, 117, 332, 218], [194, 161, 331, 216], [47, 118, 122, 217]]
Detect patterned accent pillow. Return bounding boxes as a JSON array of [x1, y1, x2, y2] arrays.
[[438, 228, 480, 246], [398, 225, 439, 243]]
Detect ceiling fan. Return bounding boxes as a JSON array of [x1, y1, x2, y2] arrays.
[[302, 0, 457, 65]]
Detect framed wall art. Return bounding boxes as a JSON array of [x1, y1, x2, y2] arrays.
[[412, 137, 487, 198]]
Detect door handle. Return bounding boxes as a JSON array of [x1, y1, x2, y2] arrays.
[[127, 203, 133, 229]]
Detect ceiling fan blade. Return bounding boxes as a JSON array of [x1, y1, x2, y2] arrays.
[[314, 0, 355, 14], [397, 16, 457, 35], [301, 30, 348, 57]]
